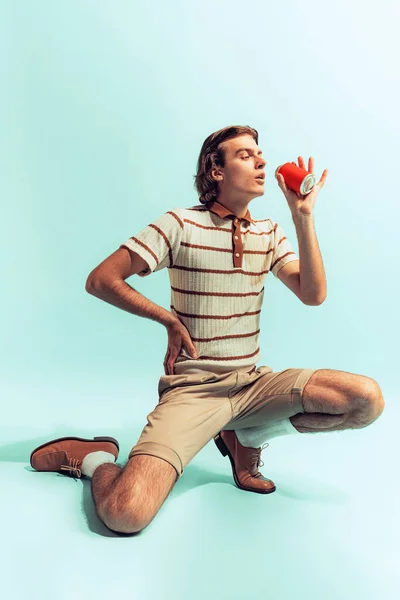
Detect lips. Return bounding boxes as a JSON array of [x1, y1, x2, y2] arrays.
[[255, 173, 265, 180]]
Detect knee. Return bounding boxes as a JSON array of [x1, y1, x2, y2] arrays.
[[97, 493, 154, 535], [367, 378, 385, 420], [357, 378, 385, 425]]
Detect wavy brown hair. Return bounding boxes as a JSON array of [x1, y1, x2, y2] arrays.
[[194, 125, 259, 205]]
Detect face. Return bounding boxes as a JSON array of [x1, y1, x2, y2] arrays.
[[212, 134, 267, 200]]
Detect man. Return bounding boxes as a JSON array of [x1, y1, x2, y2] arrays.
[[30, 125, 385, 535]]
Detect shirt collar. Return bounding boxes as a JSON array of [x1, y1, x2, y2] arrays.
[[206, 200, 255, 225]]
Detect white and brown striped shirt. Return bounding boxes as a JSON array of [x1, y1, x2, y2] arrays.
[[120, 200, 299, 374]]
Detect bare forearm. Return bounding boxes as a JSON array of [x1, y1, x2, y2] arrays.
[[86, 279, 178, 328], [293, 214, 327, 305]]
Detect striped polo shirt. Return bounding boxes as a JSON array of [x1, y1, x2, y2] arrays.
[[120, 200, 299, 374]]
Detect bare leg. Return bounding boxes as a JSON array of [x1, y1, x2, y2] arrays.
[[290, 412, 349, 433], [289, 369, 385, 434], [91, 454, 178, 534]]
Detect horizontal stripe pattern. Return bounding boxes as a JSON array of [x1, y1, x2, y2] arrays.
[[171, 305, 261, 320], [120, 210, 183, 274], [196, 347, 260, 362], [181, 241, 270, 255], [149, 223, 173, 266], [172, 265, 271, 276], [171, 285, 264, 298], [120, 204, 299, 373], [184, 218, 231, 232], [191, 328, 260, 343]]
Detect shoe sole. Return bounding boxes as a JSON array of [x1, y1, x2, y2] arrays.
[[30, 436, 120, 468], [214, 433, 276, 495]]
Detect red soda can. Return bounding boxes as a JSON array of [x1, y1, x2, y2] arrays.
[[275, 162, 316, 195]]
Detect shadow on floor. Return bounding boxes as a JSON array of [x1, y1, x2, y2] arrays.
[[78, 463, 234, 537], [170, 464, 233, 497], [1, 436, 234, 537], [2, 435, 349, 538]]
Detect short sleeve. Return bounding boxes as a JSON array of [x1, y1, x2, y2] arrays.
[[119, 208, 184, 277], [269, 219, 299, 278]]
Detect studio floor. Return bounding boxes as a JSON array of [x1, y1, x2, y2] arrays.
[[1, 387, 398, 600]]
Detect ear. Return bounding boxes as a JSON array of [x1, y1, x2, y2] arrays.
[[211, 168, 223, 182]]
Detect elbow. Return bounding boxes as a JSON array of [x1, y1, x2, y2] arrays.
[[304, 295, 327, 306], [316, 291, 327, 305], [85, 272, 101, 294], [85, 277, 95, 294], [85, 273, 122, 294]]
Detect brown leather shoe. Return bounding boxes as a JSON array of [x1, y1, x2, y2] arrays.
[[30, 436, 119, 478], [214, 430, 276, 494]]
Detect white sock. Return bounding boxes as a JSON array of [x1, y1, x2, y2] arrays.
[[81, 451, 116, 477], [235, 417, 300, 448]]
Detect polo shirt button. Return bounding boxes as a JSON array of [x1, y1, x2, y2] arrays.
[[234, 235, 238, 240], [234, 218, 239, 224], [235, 253, 240, 257]]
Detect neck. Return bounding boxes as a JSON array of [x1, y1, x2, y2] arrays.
[[215, 194, 252, 219]]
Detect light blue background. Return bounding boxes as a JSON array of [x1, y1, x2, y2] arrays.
[[1, 1, 399, 599]]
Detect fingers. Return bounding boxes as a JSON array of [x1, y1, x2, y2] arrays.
[[164, 347, 179, 375], [183, 338, 198, 359], [163, 350, 170, 375], [164, 343, 198, 375], [277, 173, 286, 189], [165, 348, 178, 375], [293, 157, 314, 174], [320, 169, 328, 184], [164, 323, 199, 375], [164, 344, 182, 375]]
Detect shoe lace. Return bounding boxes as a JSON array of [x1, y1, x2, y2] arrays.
[[60, 457, 82, 478], [250, 443, 269, 469]]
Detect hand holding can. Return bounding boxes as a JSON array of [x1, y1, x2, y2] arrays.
[[275, 157, 329, 217], [275, 162, 316, 196]]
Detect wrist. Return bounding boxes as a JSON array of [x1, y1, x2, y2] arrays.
[[292, 212, 314, 226], [163, 312, 180, 329]]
